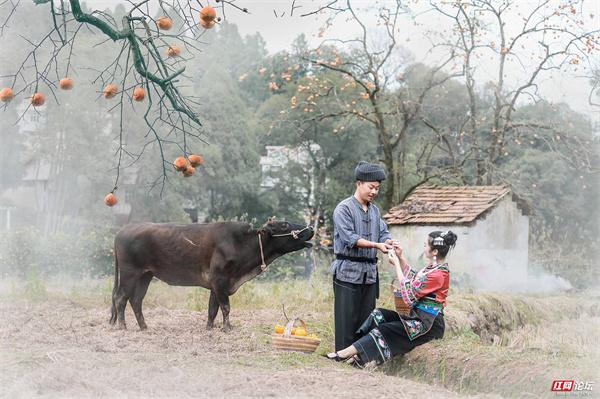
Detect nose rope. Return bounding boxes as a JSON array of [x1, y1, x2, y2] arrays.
[[258, 233, 267, 272], [258, 225, 312, 272], [271, 225, 312, 239]]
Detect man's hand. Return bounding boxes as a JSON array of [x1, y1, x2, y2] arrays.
[[374, 242, 393, 253], [383, 239, 404, 256]]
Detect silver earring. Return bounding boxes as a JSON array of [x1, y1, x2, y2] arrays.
[[433, 255, 437, 264]]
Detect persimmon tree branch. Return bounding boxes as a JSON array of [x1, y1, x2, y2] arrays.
[[1, 0, 244, 196]]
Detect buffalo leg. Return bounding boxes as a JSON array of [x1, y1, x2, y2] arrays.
[[130, 272, 153, 331], [206, 290, 219, 329], [215, 290, 232, 332], [109, 280, 118, 325], [114, 271, 137, 330]]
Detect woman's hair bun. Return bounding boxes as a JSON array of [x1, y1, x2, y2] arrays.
[[442, 230, 457, 246], [429, 230, 457, 257]]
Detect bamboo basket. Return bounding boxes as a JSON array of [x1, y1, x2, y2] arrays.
[[271, 318, 321, 354], [390, 279, 411, 316]]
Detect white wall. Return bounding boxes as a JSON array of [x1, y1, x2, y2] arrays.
[[467, 197, 529, 288], [388, 197, 529, 291]]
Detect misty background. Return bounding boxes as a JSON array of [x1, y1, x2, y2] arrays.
[[0, 0, 599, 291]]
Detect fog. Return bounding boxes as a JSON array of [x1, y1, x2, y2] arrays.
[[467, 260, 575, 293], [0, 0, 598, 290], [1, 4, 599, 398]]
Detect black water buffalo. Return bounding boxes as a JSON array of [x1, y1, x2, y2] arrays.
[[109, 219, 314, 331]]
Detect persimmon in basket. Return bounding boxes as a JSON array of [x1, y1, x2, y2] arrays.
[[294, 328, 308, 336]]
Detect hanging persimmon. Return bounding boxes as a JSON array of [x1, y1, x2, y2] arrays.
[[167, 45, 181, 57], [133, 87, 145, 102], [173, 156, 188, 171], [59, 78, 73, 90], [103, 84, 118, 99], [156, 17, 173, 30], [30, 92, 45, 106], [182, 165, 195, 177], [200, 6, 217, 22], [0, 87, 14, 102], [188, 154, 204, 167], [104, 193, 118, 207]]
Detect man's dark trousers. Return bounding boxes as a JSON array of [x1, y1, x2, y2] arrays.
[[333, 274, 378, 351]]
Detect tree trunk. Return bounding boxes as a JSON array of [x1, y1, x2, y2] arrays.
[[372, 100, 395, 210], [476, 158, 486, 185], [396, 132, 409, 205]]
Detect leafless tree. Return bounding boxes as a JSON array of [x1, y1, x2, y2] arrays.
[[427, 0, 599, 184], [288, 0, 464, 206], [292, 0, 599, 209], [589, 65, 600, 108]]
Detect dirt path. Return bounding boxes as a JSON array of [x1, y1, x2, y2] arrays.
[[0, 299, 499, 399]]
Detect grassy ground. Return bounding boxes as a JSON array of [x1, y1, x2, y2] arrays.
[[1, 274, 598, 398]]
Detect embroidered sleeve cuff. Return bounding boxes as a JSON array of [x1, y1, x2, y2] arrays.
[[403, 264, 416, 278], [399, 276, 417, 308]]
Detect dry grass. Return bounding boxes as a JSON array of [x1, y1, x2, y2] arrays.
[[0, 277, 486, 399], [1, 275, 598, 398], [445, 291, 600, 344], [384, 317, 600, 395], [386, 291, 600, 397]]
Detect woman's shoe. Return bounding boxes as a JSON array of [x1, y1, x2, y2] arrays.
[[322, 352, 345, 362]]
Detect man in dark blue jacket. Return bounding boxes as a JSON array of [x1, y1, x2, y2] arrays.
[[331, 161, 394, 351]]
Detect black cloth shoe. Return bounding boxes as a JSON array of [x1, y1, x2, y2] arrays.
[[322, 352, 346, 362]]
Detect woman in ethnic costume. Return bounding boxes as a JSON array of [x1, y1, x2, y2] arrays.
[[324, 230, 457, 367]]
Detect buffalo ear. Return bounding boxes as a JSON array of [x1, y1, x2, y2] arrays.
[[267, 216, 277, 225]]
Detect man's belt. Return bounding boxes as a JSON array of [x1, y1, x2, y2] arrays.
[[335, 254, 378, 264]]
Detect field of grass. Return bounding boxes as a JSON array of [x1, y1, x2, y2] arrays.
[[1, 273, 598, 398]]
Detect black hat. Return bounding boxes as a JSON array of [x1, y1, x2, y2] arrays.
[[354, 161, 386, 182]]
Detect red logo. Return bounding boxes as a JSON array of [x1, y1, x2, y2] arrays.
[[552, 380, 574, 392]]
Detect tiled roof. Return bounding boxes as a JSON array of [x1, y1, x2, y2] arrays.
[[384, 185, 529, 225]]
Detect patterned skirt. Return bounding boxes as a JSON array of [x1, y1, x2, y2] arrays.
[[353, 308, 445, 365]]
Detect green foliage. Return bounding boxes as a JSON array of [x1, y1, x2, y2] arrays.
[[0, 6, 597, 285], [255, 249, 331, 281], [24, 268, 47, 301], [191, 66, 263, 220], [0, 227, 114, 278]]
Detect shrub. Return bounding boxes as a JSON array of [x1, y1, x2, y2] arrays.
[[0, 227, 114, 278]]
